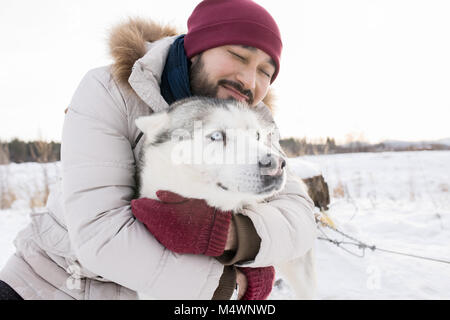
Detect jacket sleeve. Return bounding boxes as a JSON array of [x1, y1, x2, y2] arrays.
[[61, 68, 224, 299], [236, 171, 317, 267]]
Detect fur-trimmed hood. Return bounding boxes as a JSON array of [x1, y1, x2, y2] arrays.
[[108, 18, 275, 112]]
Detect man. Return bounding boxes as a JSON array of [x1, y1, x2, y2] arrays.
[[0, 0, 316, 300]]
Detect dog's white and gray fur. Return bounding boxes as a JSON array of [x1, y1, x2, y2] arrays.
[[135, 97, 313, 299]]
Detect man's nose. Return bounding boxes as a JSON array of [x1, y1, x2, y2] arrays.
[[258, 153, 286, 176], [236, 68, 256, 92]]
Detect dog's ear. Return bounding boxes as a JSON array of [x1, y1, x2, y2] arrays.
[[135, 112, 170, 142]]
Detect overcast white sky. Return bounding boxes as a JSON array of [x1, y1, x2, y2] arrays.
[[1, 0, 449, 143]]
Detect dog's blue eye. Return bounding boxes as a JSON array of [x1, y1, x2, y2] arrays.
[[210, 131, 224, 141]]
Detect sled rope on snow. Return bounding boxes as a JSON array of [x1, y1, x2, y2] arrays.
[[315, 213, 450, 265]]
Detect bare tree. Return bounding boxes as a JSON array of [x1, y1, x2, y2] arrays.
[[29, 140, 53, 163], [0, 166, 16, 209], [0, 142, 10, 165]]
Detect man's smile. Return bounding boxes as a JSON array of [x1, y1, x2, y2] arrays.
[[220, 84, 250, 103]]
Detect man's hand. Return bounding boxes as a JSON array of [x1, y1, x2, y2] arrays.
[[236, 268, 248, 299], [237, 266, 275, 300], [131, 191, 232, 257]]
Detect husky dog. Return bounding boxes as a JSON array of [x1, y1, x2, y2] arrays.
[[135, 97, 314, 299]]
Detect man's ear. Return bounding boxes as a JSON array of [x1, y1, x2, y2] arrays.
[[190, 54, 201, 65], [135, 112, 170, 144]]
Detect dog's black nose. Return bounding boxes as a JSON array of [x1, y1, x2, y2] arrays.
[[258, 154, 285, 176], [258, 154, 273, 168]]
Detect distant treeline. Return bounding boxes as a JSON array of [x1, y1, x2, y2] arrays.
[[280, 137, 450, 157], [1, 137, 449, 164], [0, 139, 60, 164]]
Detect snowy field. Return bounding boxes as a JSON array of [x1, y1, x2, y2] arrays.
[[287, 150, 450, 300], [1, 151, 449, 299]]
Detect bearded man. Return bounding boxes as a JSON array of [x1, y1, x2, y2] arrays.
[[0, 0, 316, 300]]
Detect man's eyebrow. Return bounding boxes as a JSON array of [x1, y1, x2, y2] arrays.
[[239, 45, 276, 69], [240, 45, 257, 51]]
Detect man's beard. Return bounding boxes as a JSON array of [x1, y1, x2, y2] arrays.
[[189, 54, 254, 106]]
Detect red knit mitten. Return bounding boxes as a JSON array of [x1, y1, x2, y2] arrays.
[[131, 191, 232, 256], [238, 266, 275, 300]]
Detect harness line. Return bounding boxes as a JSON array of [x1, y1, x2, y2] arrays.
[[315, 213, 450, 265]]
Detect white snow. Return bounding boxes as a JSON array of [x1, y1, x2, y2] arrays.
[[278, 150, 450, 299], [287, 158, 322, 179], [0, 162, 61, 268], [1, 151, 449, 299]]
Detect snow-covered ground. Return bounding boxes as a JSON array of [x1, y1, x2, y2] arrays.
[[289, 150, 450, 300], [1, 151, 449, 299], [0, 162, 60, 270]]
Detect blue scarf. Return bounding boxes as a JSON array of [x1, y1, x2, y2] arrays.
[[160, 35, 192, 105]]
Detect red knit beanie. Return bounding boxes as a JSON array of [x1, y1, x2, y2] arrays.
[[184, 0, 283, 83]]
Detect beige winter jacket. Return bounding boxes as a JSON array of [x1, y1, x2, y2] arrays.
[[0, 19, 317, 300]]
